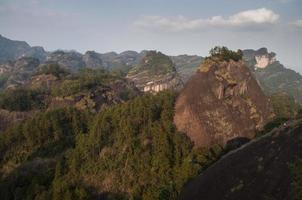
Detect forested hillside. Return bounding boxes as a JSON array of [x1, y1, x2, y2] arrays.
[[0, 92, 224, 200]]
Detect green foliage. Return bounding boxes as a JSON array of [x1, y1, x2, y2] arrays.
[[36, 63, 69, 78], [0, 159, 55, 200], [208, 46, 243, 62], [289, 159, 302, 200], [256, 117, 289, 137], [0, 107, 89, 171], [0, 92, 222, 200], [62, 91, 220, 199], [51, 159, 90, 200], [0, 74, 8, 89], [130, 51, 174, 75], [0, 87, 45, 111], [270, 92, 302, 118], [51, 68, 121, 97], [253, 62, 302, 103]]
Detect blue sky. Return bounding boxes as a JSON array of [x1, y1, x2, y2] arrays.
[[0, 0, 301, 72]]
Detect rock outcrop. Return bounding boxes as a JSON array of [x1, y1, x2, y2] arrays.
[[127, 51, 183, 93], [174, 59, 274, 148], [243, 48, 276, 69], [179, 118, 302, 200], [243, 48, 302, 103]]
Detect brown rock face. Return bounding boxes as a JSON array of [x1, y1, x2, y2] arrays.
[[179, 119, 302, 200], [174, 60, 274, 148]]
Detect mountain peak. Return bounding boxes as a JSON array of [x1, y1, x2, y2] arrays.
[[243, 47, 277, 69], [127, 51, 183, 93], [174, 58, 274, 148]]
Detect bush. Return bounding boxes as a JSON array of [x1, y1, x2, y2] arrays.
[[51, 69, 120, 97], [208, 46, 243, 62], [0, 88, 45, 111], [256, 117, 289, 137], [36, 63, 69, 78]]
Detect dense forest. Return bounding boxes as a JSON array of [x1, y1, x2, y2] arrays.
[[0, 91, 223, 200]]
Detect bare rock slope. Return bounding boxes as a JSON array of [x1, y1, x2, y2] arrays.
[[179, 118, 302, 200], [174, 59, 274, 148]]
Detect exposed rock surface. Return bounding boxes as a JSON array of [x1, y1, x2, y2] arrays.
[[243, 47, 276, 69], [127, 51, 183, 93], [244, 48, 302, 103], [179, 118, 302, 200], [48, 79, 140, 112], [174, 59, 274, 148]]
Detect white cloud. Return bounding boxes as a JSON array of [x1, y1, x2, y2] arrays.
[[134, 8, 279, 32], [291, 19, 302, 28]]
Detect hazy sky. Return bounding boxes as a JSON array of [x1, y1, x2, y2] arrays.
[[0, 0, 301, 72]]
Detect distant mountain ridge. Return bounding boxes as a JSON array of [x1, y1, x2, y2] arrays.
[[0, 35, 46, 63], [243, 48, 302, 103], [1, 35, 302, 103], [127, 51, 183, 93]]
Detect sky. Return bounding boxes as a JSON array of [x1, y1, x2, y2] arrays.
[[0, 0, 302, 72]]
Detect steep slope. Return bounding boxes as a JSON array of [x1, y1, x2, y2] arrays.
[[170, 55, 204, 83], [0, 92, 222, 200], [127, 51, 183, 93], [179, 118, 302, 200], [0, 35, 46, 63], [174, 51, 274, 148], [243, 48, 302, 103], [45, 50, 85, 72], [0, 57, 40, 89], [82, 51, 104, 69], [99, 50, 143, 71]]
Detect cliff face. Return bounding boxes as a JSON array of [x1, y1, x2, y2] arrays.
[[174, 59, 274, 148], [127, 51, 183, 93], [243, 48, 277, 69], [179, 118, 302, 200], [243, 48, 302, 103]]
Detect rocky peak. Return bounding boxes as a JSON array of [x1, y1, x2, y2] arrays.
[[243, 48, 277, 69], [83, 51, 103, 69], [127, 51, 183, 93], [0, 35, 46, 63], [174, 57, 274, 148], [46, 50, 85, 72]]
